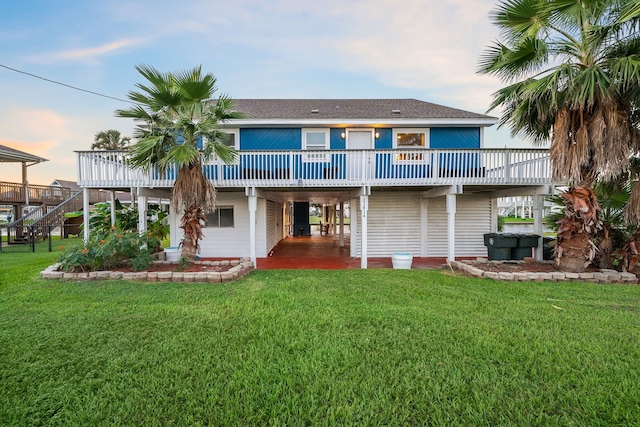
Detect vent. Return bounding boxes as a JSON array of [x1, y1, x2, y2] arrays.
[[392, 109, 401, 115], [311, 109, 319, 114]]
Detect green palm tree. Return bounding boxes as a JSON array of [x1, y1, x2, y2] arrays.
[[115, 65, 242, 261], [92, 129, 130, 150], [478, 0, 640, 272]]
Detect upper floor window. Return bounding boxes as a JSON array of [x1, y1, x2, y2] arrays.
[[393, 128, 430, 163], [220, 129, 239, 150], [302, 128, 329, 162], [208, 129, 239, 165]]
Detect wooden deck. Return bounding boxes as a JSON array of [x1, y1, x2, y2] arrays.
[[77, 148, 551, 189]]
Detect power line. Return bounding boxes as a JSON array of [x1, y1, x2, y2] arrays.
[[0, 63, 133, 103]]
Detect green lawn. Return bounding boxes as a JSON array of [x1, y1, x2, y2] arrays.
[[502, 217, 535, 223], [1, 251, 639, 425]]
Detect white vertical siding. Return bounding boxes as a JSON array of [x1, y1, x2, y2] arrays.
[[425, 197, 448, 257], [351, 198, 360, 257], [255, 198, 267, 257], [265, 200, 283, 253], [166, 192, 267, 259], [352, 191, 421, 257], [424, 195, 492, 257], [455, 196, 492, 256]]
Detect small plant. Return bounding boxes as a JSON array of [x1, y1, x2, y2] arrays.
[[176, 255, 191, 271]]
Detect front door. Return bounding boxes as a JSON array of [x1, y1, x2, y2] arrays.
[[346, 129, 374, 182]]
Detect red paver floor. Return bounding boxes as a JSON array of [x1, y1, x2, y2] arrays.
[[255, 235, 449, 270]]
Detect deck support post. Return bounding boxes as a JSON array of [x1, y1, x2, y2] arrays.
[[83, 187, 90, 243], [446, 189, 459, 262], [533, 194, 545, 261], [110, 190, 116, 227], [446, 193, 456, 262], [137, 193, 148, 232], [360, 192, 369, 269], [339, 202, 345, 247], [247, 187, 257, 265]]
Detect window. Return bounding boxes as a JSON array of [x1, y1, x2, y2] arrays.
[[220, 129, 239, 149], [393, 128, 429, 163], [302, 128, 329, 162], [209, 129, 239, 165], [206, 207, 234, 228]]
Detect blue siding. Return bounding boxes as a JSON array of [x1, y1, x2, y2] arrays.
[[429, 128, 481, 174], [430, 128, 480, 149], [375, 128, 392, 149], [240, 128, 301, 150]]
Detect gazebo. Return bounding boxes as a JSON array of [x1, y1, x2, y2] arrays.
[[0, 144, 48, 185]]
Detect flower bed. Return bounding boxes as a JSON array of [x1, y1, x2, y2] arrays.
[[41, 258, 254, 283], [450, 259, 638, 283]]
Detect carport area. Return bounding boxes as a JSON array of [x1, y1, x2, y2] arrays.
[[256, 235, 448, 270]]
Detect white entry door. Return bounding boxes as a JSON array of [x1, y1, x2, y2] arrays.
[[346, 129, 374, 181]]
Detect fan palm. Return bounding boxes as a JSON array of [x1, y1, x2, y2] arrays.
[[92, 129, 130, 150], [478, 0, 640, 271], [115, 65, 242, 261]]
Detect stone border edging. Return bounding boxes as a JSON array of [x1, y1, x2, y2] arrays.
[[449, 260, 638, 284], [41, 258, 254, 283]]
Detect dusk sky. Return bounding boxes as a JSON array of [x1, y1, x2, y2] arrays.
[[1, 0, 538, 185]]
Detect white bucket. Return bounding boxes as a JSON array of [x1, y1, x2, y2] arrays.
[[164, 247, 181, 262], [392, 252, 413, 269]]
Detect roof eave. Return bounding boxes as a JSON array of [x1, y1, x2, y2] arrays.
[[225, 117, 498, 128]]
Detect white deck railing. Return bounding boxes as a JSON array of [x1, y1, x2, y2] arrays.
[[77, 148, 550, 188]]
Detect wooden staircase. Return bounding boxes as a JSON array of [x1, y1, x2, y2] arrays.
[[1, 192, 84, 251]]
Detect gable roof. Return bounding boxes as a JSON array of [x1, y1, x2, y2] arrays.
[[0, 144, 48, 163], [230, 99, 496, 126], [51, 179, 81, 192]]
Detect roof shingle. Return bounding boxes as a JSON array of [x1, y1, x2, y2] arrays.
[[231, 99, 494, 120]]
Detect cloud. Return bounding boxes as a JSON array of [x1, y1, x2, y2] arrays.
[[30, 38, 147, 64]]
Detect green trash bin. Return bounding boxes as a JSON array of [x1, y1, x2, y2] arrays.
[[512, 234, 541, 260], [483, 233, 518, 260]]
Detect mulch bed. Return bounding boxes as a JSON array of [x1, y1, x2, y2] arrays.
[[475, 261, 601, 274]]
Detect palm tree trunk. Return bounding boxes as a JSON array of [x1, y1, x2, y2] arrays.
[[180, 204, 205, 262], [554, 187, 601, 273]]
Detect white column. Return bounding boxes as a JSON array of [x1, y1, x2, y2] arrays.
[[248, 191, 257, 264], [446, 192, 457, 262], [137, 194, 148, 232], [339, 202, 345, 247], [533, 194, 545, 261], [332, 205, 338, 240], [490, 198, 498, 232], [83, 188, 90, 243], [360, 194, 368, 269], [131, 187, 138, 209], [110, 190, 117, 227]]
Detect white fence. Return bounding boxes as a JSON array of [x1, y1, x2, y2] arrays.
[[77, 148, 550, 188]]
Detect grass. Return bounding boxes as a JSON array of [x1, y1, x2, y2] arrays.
[[1, 252, 640, 425], [503, 217, 535, 223], [0, 235, 81, 252]]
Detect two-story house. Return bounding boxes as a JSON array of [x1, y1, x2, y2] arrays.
[[77, 99, 552, 267]]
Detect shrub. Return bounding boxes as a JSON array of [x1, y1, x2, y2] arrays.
[[88, 200, 169, 244], [58, 228, 161, 272]]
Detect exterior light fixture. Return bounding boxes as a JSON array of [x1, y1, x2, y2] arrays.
[[375, 132, 380, 139], [340, 132, 346, 139]]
